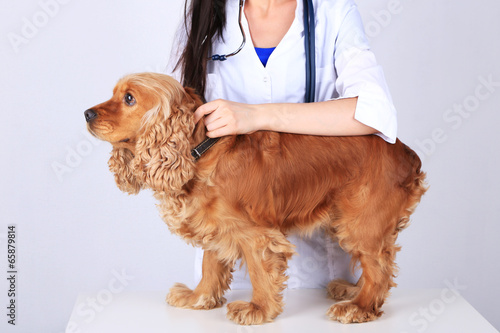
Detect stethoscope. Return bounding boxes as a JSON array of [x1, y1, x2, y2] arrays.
[[209, 0, 316, 103]]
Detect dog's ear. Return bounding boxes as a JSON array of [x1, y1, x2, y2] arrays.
[[181, 86, 206, 144], [182, 87, 204, 110], [132, 97, 196, 193], [108, 147, 143, 195]]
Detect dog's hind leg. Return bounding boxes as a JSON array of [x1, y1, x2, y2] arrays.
[[166, 250, 233, 309], [226, 229, 295, 325], [325, 230, 362, 302], [326, 214, 400, 323], [326, 246, 398, 323], [327, 278, 361, 302]]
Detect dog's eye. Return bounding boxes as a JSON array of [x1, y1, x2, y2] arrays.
[[124, 93, 136, 106]]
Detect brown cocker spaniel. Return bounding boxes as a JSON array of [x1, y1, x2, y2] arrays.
[[84, 72, 426, 325]]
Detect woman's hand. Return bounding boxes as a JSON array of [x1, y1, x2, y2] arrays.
[[193, 99, 263, 138]]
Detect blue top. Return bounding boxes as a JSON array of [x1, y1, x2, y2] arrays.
[[255, 47, 276, 67]]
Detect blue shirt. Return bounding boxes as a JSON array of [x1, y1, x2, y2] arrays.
[[255, 47, 276, 67]]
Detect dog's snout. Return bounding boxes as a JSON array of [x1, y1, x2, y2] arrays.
[[84, 109, 98, 122]]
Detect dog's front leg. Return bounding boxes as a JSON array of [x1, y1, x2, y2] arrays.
[[166, 250, 233, 309], [227, 231, 295, 325]]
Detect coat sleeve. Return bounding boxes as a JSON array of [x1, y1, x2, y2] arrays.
[[332, 1, 397, 143]]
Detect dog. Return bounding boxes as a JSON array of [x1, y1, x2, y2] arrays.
[[84, 72, 426, 325]]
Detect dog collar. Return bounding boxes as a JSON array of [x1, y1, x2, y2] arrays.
[[191, 137, 220, 160]]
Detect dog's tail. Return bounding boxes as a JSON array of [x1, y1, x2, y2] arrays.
[[395, 142, 428, 232]]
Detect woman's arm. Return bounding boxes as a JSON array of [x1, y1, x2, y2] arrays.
[[193, 97, 377, 138]]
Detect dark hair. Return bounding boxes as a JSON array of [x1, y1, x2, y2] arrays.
[[174, 0, 227, 98]]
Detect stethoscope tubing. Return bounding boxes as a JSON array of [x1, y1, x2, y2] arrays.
[[208, 0, 246, 61], [303, 0, 316, 103]]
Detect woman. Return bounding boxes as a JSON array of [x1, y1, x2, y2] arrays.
[[169, 0, 397, 289]]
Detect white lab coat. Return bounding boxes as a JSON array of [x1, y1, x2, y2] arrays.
[[168, 0, 398, 289]]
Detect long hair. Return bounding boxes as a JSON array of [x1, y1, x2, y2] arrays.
[[174, 0, 227, 98]]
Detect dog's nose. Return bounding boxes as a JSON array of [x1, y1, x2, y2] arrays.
[[84, 109, 97, 122]]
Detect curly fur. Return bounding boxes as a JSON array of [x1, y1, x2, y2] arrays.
[[108, 147, 142, 194], [85, 72, 427, 325]]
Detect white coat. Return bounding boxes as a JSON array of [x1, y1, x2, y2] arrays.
[[169, 0, 398, 289]]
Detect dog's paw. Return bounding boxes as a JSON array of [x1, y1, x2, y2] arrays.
[[226, 301, 273, 325], [166, 283, 226, 310], [327, 279, 360, 301], [326, 301, 381, 324]]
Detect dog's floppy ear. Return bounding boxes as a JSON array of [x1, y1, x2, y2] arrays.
[[181, 86, 206, 144], [183, 87, 204, 109], [132, 91, 196, 193], [108, 147, 143, 195]]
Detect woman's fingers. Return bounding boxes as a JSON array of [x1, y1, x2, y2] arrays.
[[194, 99, 258, 137], [193, 100, 219, 123], [205, 116, 230, 135]]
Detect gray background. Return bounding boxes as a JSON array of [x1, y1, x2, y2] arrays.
[[1, 0, 499, 332]]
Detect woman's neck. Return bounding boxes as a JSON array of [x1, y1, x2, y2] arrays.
[[246, 0, 293, 11], [244, 0, 296, 48]]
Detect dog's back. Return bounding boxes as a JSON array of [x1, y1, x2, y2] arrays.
[[197, 132, 426, 235]]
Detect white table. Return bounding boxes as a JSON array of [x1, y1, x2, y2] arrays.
[[66, 288, 498, 333]]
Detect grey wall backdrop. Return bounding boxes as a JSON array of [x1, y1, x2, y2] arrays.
[[1, 0, 499, 332]]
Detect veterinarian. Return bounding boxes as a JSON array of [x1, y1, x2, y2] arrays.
[[168, 0, 397, 289]]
